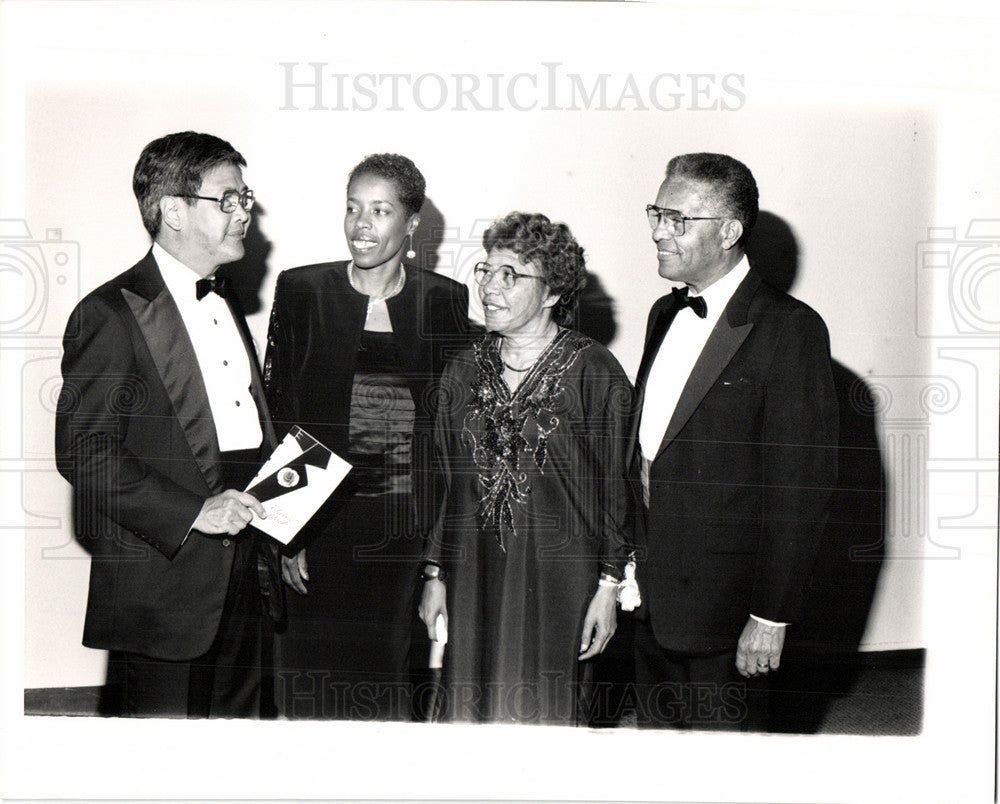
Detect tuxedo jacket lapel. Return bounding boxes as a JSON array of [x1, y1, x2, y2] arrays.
[[634, 302, 677, 400], [652, 270, 761, 461], [627, 298, 678, 469], [121, 253, 224, 493]]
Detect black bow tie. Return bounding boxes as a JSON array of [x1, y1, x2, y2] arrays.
[[195, 275, 229, 300], [671, 286, 707, 318]]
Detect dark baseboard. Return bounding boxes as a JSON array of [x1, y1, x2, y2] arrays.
[[856, 648, 925, 669], [782, 647, 925, 668], [24, 685, 106, 717]]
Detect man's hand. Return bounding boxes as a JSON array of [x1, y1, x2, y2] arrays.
[[578, 585, 618, 661], [281, 549, 309, 595], [193, 489, 265, 535], [735, 617, 786, 677], [419, 578, 447, 641]]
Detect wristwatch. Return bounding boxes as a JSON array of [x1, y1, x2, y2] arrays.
[[420, 562, 447, 582]]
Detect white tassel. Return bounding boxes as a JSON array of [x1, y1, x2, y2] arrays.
[[617, 556, 642, 611]]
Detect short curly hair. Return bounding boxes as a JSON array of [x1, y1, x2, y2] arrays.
[[482, 212, 587, 327], [346, 153, 426, 217]]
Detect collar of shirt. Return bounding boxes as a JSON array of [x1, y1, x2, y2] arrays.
[[687, 253, 750, 329], [153, 242, 216, 307]]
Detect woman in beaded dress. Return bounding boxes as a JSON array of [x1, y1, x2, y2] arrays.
[[263, 154, 470, 719], [419, 212, 634, 725]]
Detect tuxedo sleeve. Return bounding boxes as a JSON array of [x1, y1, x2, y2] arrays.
[[55, 294, 206, 560], [751, 307, 839, 622]]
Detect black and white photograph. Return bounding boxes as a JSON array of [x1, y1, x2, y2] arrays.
[[1, 1, 997, 802]]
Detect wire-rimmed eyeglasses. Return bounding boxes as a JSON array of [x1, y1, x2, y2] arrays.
[[186, 189, 255, 214], [473, 261, 547, 290], [645, 204, 723, 235]]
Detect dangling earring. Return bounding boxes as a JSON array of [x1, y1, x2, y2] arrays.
[[406, 233, 416, 260]]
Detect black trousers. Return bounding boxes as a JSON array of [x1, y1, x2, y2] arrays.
[[109, 448, 266, 719], [633, 618, 770, 731]]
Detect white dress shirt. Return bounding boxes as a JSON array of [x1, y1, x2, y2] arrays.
[[152, 243, 262, 452], [638, 256, 750, 460]]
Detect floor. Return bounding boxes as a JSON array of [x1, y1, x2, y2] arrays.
[[24, 652, 923, 734]]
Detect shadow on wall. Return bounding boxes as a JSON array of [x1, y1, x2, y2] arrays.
[[412, 198, 447, 274], [745, 210, 799, 294], [574, 273, 618, 347], [223, 203, 274, 316], [749, 209, 890, 733]]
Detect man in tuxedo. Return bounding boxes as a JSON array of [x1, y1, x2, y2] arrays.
[[55, 131, 278, 718], [631, 153, 838, 730]]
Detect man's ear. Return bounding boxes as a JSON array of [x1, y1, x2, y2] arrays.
[[721, 219, 744, 250], [160, 196, 183, 232]]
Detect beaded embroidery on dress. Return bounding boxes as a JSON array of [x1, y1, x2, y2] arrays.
[[462, 328, 589, 549]]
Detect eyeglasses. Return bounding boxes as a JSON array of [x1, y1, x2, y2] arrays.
[[473, 262, 547, 291], [645, 204, 723, 235], [186, 189, 255, 213]]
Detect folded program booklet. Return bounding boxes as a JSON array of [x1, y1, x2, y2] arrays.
[[244, 426, 352, 544]]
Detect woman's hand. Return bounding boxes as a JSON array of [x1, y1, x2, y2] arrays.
[[578, 585, 618, 660], [281, 549, 309, 595], [419, 578, 448, 641]]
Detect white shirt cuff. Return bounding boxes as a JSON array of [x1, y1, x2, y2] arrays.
[[750, 614, 787, 627]]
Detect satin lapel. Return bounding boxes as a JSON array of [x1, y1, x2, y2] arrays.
[[226, 294, 278, 452], [627, 298, 676, 468], [121, 261, 223, 494], [653, 270, 763, 460], [634, 302, 677, 399]]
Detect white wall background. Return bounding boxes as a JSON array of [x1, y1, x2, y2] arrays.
[[2, 3, 997, 803]]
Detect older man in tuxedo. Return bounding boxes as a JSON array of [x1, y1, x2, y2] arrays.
[[631, 153, 838, 730], [55, 131, 278, 718]]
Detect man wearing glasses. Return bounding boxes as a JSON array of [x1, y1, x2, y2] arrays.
[[55, 131, 278, 717], [630, 153, 838, 730]]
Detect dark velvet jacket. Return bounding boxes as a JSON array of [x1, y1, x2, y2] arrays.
[[263, 260, 472, 534]]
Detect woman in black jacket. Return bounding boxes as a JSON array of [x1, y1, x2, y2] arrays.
[[264, 153, 471, 720]]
